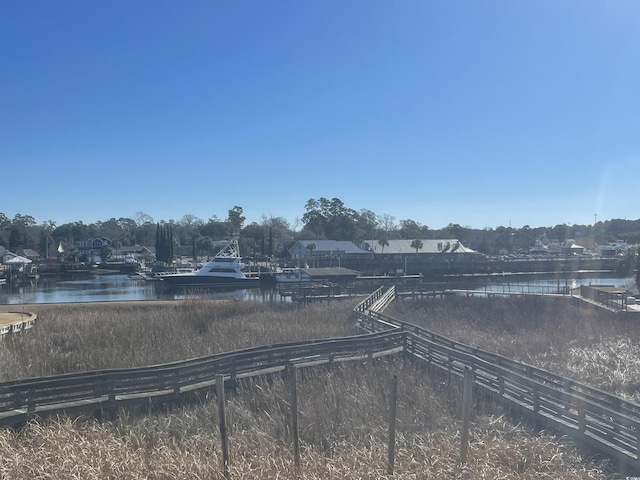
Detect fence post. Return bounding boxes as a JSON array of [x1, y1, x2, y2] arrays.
[[387, 375, 398, 475], [460, 368, 474, 465], [26, 387, 35, 414], [577, 401, 586, 433], [288, 364, 301, 471], [108, 375, 117, 421], [636, 421, 640, 461], [173, 369, 180, 400], [216, 374, 230, 478]]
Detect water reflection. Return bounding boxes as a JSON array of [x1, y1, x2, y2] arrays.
[[0, 275, 288, 305], [479, 274, 635, 295]]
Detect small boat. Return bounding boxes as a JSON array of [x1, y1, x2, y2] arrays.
[[161, 238, 259, 289], [275, 267, 311, 283]]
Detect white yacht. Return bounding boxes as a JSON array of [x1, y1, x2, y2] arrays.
[[161, 238, 259, 289]]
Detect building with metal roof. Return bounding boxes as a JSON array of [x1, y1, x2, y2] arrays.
[[361, 239, 477, 255]]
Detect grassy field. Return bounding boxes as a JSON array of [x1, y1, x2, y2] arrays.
[[0, 298, 620, 478], [388, 295, 640, 403], [0, 300, 359, 381]]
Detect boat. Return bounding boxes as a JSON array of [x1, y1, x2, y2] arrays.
[[275, 267, 311, 283], [161, 238, 260, 289], [135, 268, 196, 281], [275, 267, 360, 285]]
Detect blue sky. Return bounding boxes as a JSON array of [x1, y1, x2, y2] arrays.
[[1, 1, 638, 230]]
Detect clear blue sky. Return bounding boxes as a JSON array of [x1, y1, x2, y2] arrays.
[[1, 1, 638, 230]]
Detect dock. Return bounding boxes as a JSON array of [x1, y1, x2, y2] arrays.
[[397, 285, 640, 317]]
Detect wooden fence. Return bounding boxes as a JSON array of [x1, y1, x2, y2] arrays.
[[354, 285, 640, 473]]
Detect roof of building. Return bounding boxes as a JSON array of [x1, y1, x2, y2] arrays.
[[16, 248, 40, 257], [361, 239, 477, 255], [290, 240, 366, 254]]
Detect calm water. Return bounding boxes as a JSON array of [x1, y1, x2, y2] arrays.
[[0, 273, 634, 305], [0, 275, 287, 305], [479, 273, 635, 295]]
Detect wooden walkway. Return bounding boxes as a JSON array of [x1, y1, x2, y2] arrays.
[[0, 311, 37, 335], [354, 286, 640, 474], [397, 287, 640, 316]]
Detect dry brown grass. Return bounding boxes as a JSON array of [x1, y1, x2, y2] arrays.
[[0, 299, 359, 381], [0, 359, 606, 479], [0, 298, 617, 478], [389, 295, 640, 402]]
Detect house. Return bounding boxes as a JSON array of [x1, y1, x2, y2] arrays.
[[288, 240, 368, 264], [561, 242, 586, 255], [76, 237, 112, 263], [0, 246, 41, 264], [597, 240, 630, 258], [15, 247, 41, 263], [0, 246, 15, 264], [110, 245, 155, 264]]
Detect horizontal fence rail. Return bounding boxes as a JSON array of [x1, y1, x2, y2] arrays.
[[355, 286, 640, 472], [0, 329, 406, 426]]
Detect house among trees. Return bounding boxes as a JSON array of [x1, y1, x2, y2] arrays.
[[15, 247, 40, 263], [111, 245, 155, 264], [77, 237, 112, 263]]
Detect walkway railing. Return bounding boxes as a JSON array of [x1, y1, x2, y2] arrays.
[[0, 328, 406, 426], [355, 285, 640, 473]]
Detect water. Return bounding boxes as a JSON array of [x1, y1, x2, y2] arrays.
[[476, 273, 635, 295], [0, 273, 635, 305], [0, 275, 288, 305]]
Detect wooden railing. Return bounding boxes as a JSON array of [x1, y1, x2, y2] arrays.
[[0, 313, 37, 337], [355, 286, 640, 473], [0, 329, 406, 426]]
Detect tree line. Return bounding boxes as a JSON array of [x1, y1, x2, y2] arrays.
[[1, 198, 639, 262]]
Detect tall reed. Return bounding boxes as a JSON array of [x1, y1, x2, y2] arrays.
[[0, 359, 606, 479], [0, 297, 617, 477], [389, 295, 640, 401], [0, 299, 359, 382]]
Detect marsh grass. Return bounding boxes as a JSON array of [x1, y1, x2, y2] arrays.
[[0, 300, 359, 381], [0, 359, 606, 479], [389, 296, 640, 402], [0, 298, 617, 478]]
